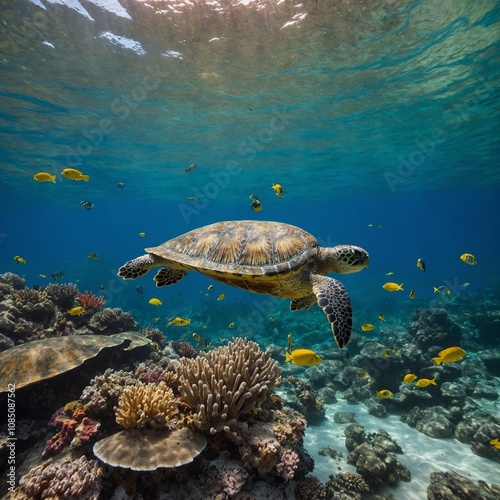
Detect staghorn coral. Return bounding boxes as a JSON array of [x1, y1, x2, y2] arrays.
[[115, 381, 178, 429], [88, 307, 137, 334], [177, 337, 282, 440], [76, 290, 106, 311], [44, 282, 79, 310], [12, 455, 104, 500]]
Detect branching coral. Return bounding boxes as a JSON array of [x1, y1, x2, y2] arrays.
[[177, 338, 282, 440], [115, 381, 178, 429], [44, 282, 78, 310], [77, 290, 106, 311], [88, 307, 137, 334]]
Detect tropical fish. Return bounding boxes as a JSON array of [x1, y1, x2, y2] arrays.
[[153, 317, 161, 322], [415, 378, 437, 387], [228, 322, 235, 328], [135, 286, 144, 295], [80, 200, 94, 210], [462, 282, 470, 288], [433, 286, 451, 296], [99, 285, 104, 290], [14, 256, 26, 264], [432, 346, 466, 365], [386, 271, 394, 275], [67, 306, 85, 316], [39, 274, 47, 278], [376, 389, 393, 399], [185, 163, 197, 173], [207, 285, 214, 291], [460, 253, 477, 265], [416, 258, 426, 271], [272, 183, 284, 197], [149, 298, 162, 306], [287, 332, 293, 354], [51, 271, 65, 281], [361, 323, 374, 331], [139, 232, 147, 237], [61, 168, 89, 182], [250, 197, 262, 211], [403, 373, 417, 383], [382, 348, 398, 358], [489, 438, 500, 449], [192, 332, 210, 348], [409, 289, 415, 299], [167, 316, 191, 326], [285, 349, 322, 366], [269, 316, 276, 323], [116, 182, 125, 188], [187, 197, 197, 202], [356, 369, 369, 379], [217, 293, 226, 301], [87, 252, 99, 260], [33, 172, 56, 183], [382, 282, 404, 291], [378, 313, 385, 322]]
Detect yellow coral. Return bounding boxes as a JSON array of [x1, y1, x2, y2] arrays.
[[114, 382, 178, 429]]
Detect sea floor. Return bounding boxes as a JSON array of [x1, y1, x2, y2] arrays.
[[302, 395, 500, 499]]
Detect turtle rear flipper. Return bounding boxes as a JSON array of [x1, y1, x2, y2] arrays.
[[311, 274, 352, 349], [154, 269, 187, 287], [118, 255, 157, 280], [290, 294, 316, 311]]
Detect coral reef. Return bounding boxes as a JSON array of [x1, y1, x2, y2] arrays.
[[76, 290, 106, 311], [115, 381, 178, 430], [177, 337, 282, 440], [402, 405, 455, 439], [294, 475, 327, 500], [344, 425, 410, 488], [0, 272, 26, 291], [12, 455, 104, 500], [140, 325, 166, 349], [286, 376, 326, 424], [406, 308, 462, 349], [198, 454, 250, 497], [325, 472, 369, 500], [12, 288, 55, 325], [427, 470, 500, 500], [172, 340, 197, 358], [44, 283, 79, 310], [88, 307, 137, 334], [80, 368, 138, 417]]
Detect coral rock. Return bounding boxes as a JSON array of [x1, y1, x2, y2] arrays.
[[427, 470, 500, 500]]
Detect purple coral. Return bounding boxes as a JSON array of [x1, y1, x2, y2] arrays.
[[276, 448, 300, 481]]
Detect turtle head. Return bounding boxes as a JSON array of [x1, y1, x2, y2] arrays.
[[319, 245, 369, 274]]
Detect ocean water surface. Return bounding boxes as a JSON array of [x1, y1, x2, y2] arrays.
[[0, 0, 499, 498]]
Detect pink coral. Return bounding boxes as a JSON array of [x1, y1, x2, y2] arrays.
[[276, 448, 300, 481], [44, 418, 78, 457]]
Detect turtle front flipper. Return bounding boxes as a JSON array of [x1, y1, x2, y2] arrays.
[[290, 294, 316, 311], [154, 269, 187, 287], [310, 274, 352, 349], [118, 254, 158, 280]]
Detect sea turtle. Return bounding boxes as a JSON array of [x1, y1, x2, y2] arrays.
[[118, 221, 369, 348]]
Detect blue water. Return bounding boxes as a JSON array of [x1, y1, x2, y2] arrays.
[[1, 0, 499, 336]]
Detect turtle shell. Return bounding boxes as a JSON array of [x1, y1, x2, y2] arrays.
[[147, 221, 319, 292]]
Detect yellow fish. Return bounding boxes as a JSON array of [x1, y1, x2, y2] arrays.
[[14, 256, 26, 264], [185, 163, 197, 173], [432, 346, 466, 365], [61, 168, 89, 182], [67, 306, 85, 316], [433, 286, 451, 296], [217, 294, 226, 301], [139, 232, 147, 237], [167, 316, 191, 326], [416, 258, 426, 271], [153, 317, 161, 322], [272, 183, 284, 197], [382, 282, 404, 291], [39, 274, 47, 278], [460, 253, 477, 265], [361, 323, 374, 331], [149, 298, 162, 306], [376, 389, 393, 399], [269, 316, 276, 323], [378, 313, 385, 322], [409, 289, 415, 299], [415, 378, 437, 388], [33, 172, 56, 183], [285, 349, 322, 366], [228, 322, 235, 328], [403, 374, 417, 383], [250, 199, 262, 211], [489, 438, 500, 449], [382, 348, 398, 358], [356, 369, 369, 379], [192, 332, 201, 341], [386, 271, 394, 275]]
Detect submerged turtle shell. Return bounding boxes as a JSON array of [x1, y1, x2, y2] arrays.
[[147, 220, 319, 279], [0, 332, 150, 392]]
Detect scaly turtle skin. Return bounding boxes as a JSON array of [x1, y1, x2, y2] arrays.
[[118, 221, 369, 348]]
